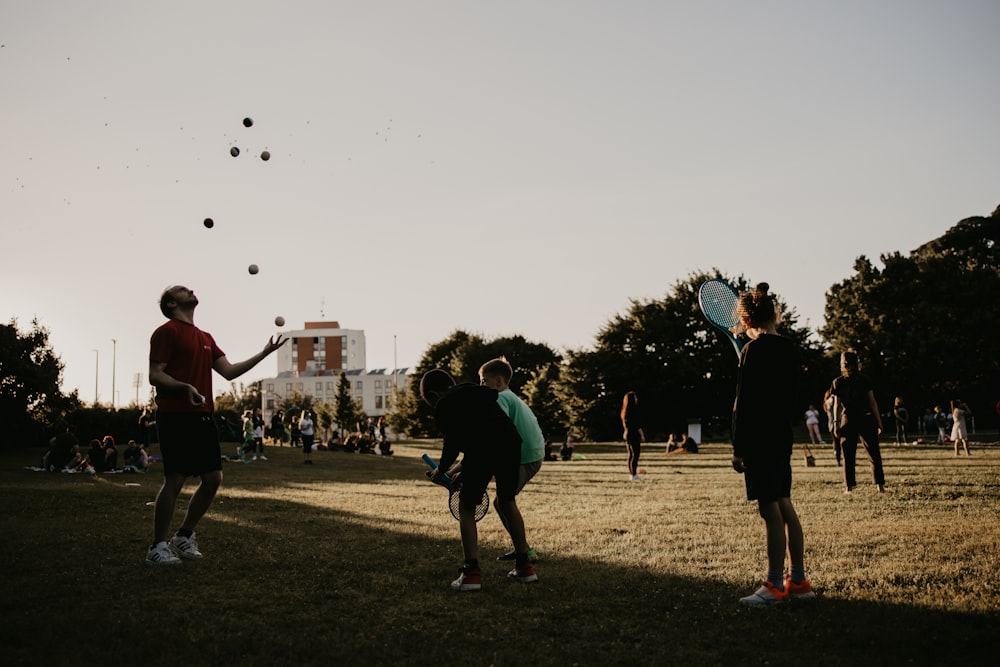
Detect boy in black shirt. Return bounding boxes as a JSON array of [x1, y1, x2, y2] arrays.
[[420, 369, 537, 591]]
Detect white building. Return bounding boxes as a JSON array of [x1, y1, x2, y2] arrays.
[[257, 321, 413, 428]]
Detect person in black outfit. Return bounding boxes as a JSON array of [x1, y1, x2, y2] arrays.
[[731, 282, 815, 605], [420, 369, 536, 591], [830, 351, 885, 493], [621, 391, 645, 481]]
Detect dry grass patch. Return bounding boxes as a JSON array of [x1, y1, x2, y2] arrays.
[[2, 438, 998, 666]]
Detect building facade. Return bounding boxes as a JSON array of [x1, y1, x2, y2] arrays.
[[257, 321, 413, 430]]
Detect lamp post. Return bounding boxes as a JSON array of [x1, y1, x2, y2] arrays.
[[92, 349, 99, 406], [111, 339, 117, 409]]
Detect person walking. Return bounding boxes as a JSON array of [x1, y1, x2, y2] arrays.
[[950, 399, 972, 456], [145, 285, 285, 565], [621, 391, 645, 481], [730, 282, 815, 606], [830, 351, 886, 494]]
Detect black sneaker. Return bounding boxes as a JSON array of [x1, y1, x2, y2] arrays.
[[497, 547, 537, 563]]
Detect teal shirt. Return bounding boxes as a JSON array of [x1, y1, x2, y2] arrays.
[[497, 388, 545, 464]]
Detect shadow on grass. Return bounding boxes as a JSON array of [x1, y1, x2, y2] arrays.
[[2, 447, 997, 667]]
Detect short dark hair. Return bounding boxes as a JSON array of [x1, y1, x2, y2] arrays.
[[841, 350, 860, 373], [159, 286, 178, 318], [420, 369, 455, 406]]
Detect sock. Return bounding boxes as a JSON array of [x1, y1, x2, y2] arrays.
[[176, 528, 193, 539], [767, 571, 784, 591], [790, 566, 806, 585], [465, 558, 479, 571], [515, 553, 529, 567]]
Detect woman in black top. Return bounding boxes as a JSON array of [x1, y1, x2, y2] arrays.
[[620, 391, 645, 481]]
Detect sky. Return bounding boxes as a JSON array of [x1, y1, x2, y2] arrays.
[[3, 0, 998, 406]]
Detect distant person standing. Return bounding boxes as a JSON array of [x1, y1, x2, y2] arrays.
[[146, 285, 286, 565], [270, 409, 286, 445], [893, 397, 909, 445], [804, 404, 822, 445], [299, 410, 315, 464], [950, 399, 972, 457], [830, 351, 885, 494], [933, 405, 949, 445], [621, 391, 645, 481], [252, 407, 267, 460], [138, 408, 157, 450]]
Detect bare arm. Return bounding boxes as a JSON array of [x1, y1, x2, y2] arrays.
[[149, 360, 205, 408], [213, 336, 287, 381]]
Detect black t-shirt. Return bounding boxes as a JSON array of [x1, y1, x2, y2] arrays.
[[732, 334, 799, 460], [434, 383, 521, 471], [830, 373, 876, 427]]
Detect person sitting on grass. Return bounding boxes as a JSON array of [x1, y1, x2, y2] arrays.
[[123, 439, 149, 472]]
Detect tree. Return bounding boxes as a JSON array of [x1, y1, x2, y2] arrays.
[[214, 380, 262, 416], [557, 271, 826, 441], [521, 363, 569, 442], [333, 371, 364, 436], [821, 209, 1000, 425], [389, 331, 562, 438], [0, 318, 81, 448]]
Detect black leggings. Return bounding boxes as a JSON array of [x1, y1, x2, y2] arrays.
[[839, 421, 885, 489], [626, 438, 641, 475]]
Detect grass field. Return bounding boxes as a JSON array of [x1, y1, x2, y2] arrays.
[[3, 437, 999, 666]]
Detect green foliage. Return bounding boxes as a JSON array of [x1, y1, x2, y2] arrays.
[[559, 271, 826, 441], [213, 380, 262, 415], [388, 331, 562, 438], [0, 318, 81, 448], [333, 371, 364, 435], [821, 212, 1000, 423]]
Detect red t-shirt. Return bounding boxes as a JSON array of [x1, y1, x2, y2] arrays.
[[149, 319, 224, 413]]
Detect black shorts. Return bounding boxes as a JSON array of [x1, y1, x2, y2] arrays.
[[157, 412, 223, 477], [302, 434, 314, 453], [459, 445, 520, 506], [743, 458, 792, 503]]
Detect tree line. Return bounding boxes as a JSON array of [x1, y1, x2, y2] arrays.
[[4, 207, 997, 448]]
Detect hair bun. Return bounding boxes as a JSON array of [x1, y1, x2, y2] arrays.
[[755, 282, 770, 295]]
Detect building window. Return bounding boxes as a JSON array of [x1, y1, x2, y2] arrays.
[[376, 395, 383, 409], [286, 383, 293, 394], [267, 383, 274, 393], [316, 382, 322, 393], [375, 380, 382, 389], [356, 381, 363, 391]]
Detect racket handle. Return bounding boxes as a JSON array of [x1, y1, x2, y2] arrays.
[[422, 453, 452, 487]]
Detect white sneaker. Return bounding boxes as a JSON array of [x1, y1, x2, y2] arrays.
[[251, 455, 258, 461], [739, 582, 787, 607], [169, 533, 203, 560], [259, 455, 268, 461], [630, 474, 644, 481], [146, 542, 181, 566]]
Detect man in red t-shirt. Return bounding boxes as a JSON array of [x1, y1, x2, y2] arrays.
[[145, 285, 286, 566]]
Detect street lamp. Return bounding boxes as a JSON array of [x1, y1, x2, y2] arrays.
[[111, 339, 117, 409], [92, 349, 99, 406]]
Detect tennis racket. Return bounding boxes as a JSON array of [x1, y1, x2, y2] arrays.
[[421, 454, 489, 522], [698, 279, 743, 359]]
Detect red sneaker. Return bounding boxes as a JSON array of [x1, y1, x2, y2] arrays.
[[507, 561, 539, 584], [784, 576, 817, 600], [451, 566, 481, 592]]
